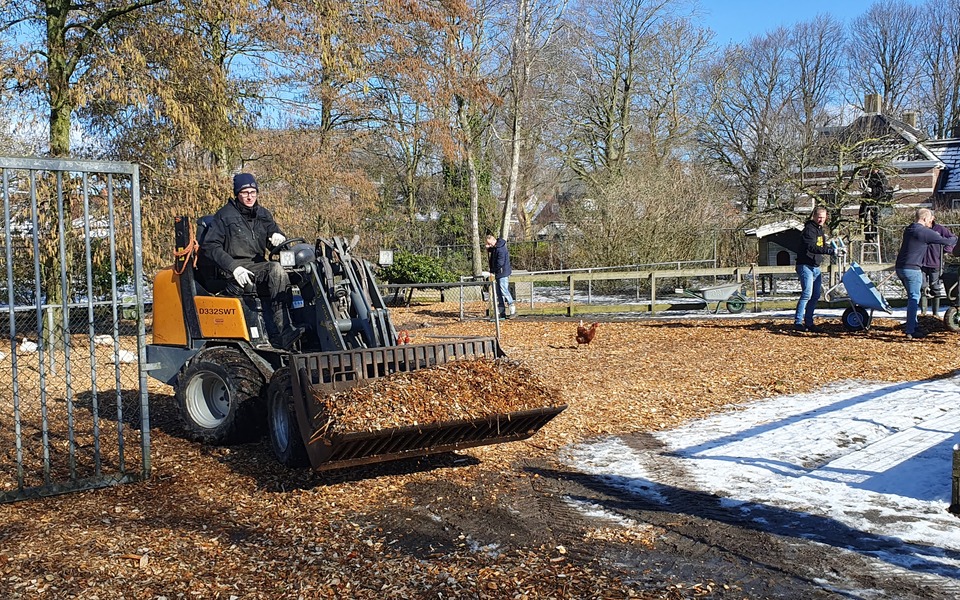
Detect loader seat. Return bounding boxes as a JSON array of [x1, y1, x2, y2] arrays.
[[193, 215, 229, 296]]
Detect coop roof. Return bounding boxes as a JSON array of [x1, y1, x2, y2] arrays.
[[744, 219, 804, 239]]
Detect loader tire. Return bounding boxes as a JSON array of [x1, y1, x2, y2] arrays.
[[175, 346, 265, 445], [267, 368, 310, 468]]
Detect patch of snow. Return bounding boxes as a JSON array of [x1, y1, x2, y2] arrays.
[[564, 375, 960, 580]]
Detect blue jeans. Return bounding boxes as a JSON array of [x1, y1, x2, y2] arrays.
[[795, 264, 822, 326], [496, 277, 514, 313], [896, 268, 923, 334]]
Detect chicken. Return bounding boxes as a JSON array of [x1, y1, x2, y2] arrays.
[[576, 321, 599, 347], [396, 330, 413, 345], [18, 337, 38, 353]]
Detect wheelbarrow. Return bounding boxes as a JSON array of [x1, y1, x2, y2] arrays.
[[827, 261, 893, 331], [939, 263, 960, 331], [685, 282, 747, 314]]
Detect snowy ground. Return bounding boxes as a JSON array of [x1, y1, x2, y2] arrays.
[[563, 374, 960, 587]]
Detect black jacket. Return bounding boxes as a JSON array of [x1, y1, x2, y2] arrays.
[[487, 238, 512, 279], [201, 199, 284, 274], [796, 220, 833, 267]]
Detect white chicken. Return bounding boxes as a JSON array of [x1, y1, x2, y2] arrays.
[[18, 337, 38, 353]]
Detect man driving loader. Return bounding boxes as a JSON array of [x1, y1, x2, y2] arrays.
[[201, 173, 303, 349]]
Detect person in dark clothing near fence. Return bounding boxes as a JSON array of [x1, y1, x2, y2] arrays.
[[921, 219, 954, 299], [794, 206, 835, 333], [895, 208, 958, 339], [201, 173, 303, 349], [485, 233, 515, 319]]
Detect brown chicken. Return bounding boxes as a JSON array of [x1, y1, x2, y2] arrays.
[[576, 321, 599, 347], [396, 330, 413, 345]]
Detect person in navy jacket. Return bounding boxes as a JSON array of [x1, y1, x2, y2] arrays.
[[895, 208, 958, 339], [485, 233, 515, 319]]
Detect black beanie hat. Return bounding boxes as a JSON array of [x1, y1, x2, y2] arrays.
[[233, 173, 258, 195]]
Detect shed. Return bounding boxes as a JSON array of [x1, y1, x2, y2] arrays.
[[745, 220, 804, 266]]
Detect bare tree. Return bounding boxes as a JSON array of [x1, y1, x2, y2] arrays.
[[633, 16, 712, 167], [845, 0, 923, 114], [562, 160, 732, 267], [697, 30, 795, 212], [495, 0, 567, 240], [794, 126, 913, 232], [918, 0, 960, 138], [782, 15, 847, 204], [449, 2, 497, 276], [789, 15, 845, 150]]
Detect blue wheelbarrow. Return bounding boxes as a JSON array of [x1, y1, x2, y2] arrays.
[[829, 262, 893, 331]]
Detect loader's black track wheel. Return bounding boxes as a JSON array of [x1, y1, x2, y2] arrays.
[[175, 347, 265, 445], [267, 367, 310, 468], [944, 307, 960, 332], [841, 306, 871, 331], [726, 296, 746, 314]]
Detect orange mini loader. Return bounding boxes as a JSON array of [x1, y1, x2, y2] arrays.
[[146, 216, 564, 470]]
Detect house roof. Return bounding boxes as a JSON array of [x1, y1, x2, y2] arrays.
[[824, 113, 944, 166], [925, 139, 960, 193]]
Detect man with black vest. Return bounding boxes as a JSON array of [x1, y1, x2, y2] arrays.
[[794, 206, 835, 333]]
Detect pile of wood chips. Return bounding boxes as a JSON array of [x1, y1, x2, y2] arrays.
[[313, 357, 563, 435]]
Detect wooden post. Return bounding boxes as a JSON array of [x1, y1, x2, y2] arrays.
[[949, 444, 960, 515], [650, 272, 657, 315]]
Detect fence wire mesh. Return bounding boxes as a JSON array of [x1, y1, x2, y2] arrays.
[[0, 158, 148, 503]]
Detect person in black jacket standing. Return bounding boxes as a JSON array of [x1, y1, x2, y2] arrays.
[[202, 173, 302, 348], [485, 233, 515, 319], [794, 206, 835, 333], [895, 208, 958, 339]]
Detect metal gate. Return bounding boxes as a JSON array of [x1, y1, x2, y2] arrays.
[[0, 157, 149, 502]]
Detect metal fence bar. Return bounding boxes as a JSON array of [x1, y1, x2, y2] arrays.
[[107, 173, 125, 474], [2, 169, 24, 491], [82, 172, 102, 478], [61, 171, 79, 479], [27, 170, 53, 485], [131, 165, 149, 477]]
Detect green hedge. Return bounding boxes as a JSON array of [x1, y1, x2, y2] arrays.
[[377, 251, 457, 284]]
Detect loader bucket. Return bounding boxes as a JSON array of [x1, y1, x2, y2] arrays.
[[288, 337, 566, 471]]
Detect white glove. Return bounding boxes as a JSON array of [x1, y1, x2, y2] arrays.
[[270, 232, 286, 247], [232, 266, 254, 287]]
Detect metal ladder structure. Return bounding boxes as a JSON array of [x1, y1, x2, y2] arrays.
[[859, 222, 882, 263], [860, 240, 882, 263]]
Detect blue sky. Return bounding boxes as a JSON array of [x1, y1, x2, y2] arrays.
[[697, 0, 924, 45]]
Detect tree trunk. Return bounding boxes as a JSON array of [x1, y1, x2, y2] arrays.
[[458, 100, 484, 276], [500, 0, 533, 241]]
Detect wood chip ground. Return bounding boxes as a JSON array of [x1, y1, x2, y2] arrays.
[[1, 312, 954, 598]]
